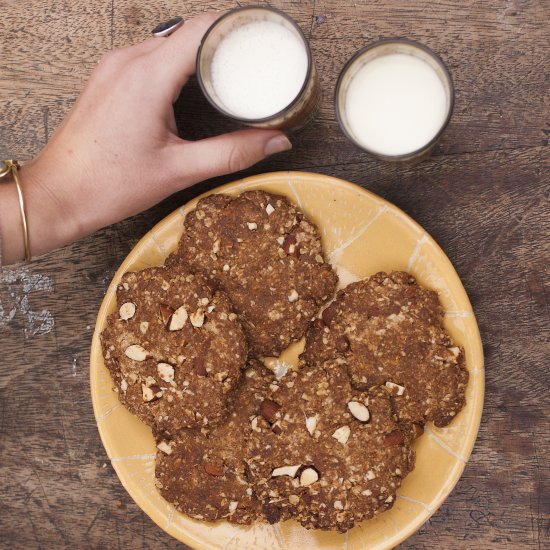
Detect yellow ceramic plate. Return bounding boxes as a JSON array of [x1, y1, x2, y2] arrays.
[[90, 171, 483, 550]]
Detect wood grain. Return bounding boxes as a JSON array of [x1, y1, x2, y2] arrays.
[[0, 1, 548, 549]]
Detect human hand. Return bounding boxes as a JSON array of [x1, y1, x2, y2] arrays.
[[4, 12, 290, 263]]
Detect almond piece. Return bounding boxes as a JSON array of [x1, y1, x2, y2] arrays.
[[157, 441, 172, 455], [119, 302, 136, 320], [348, 401, 370, 422], [212, 239, 220, 254], [124, 344, 148, 362], [194, 356, 208, 376], [383, 430, 405, 446], [412, 423, 425, 438], [247, 222, 257, 230], [190, 309, 205, 328], [120, 379, 128, 392], [228, 501, 238, 514], [385, 381, 405, 396], [272, 464, 301, 478], [260, 399, 281, 423], [142, 383, 163, 402], [282, 234, 298, 255], [266, 204, 275, 215], [305, 415, 318, 436], [159, 304, 175, 325], [300, 467, 319, 486], [144, 375, 156, 387], [332, 425, 351, 445], [251, 416, 261, 432], [271, 421, 283, 435], [204, 459, 225, 476], [157, 363, 175, 383], [288, 289, 299, 302], [169, 306, 188, 331]]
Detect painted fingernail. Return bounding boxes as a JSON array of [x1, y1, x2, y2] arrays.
[[264, 135, 292, 156], [152, 16, 184, 37]]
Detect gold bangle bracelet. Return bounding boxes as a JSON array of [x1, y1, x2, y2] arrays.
[[0, 159, 31, 263]]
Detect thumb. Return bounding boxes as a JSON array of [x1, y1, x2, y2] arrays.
[[169, 129, 292, 185]]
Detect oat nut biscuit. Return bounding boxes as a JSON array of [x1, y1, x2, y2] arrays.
[[100, 266, 248, 435], [302, 271, 469, 427], [167, 191, 338, 358], [246, 365, 415, 532], [155, 362, 276, 524]]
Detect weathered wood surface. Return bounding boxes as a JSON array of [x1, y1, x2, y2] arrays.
[[1, 1, 548, 548]]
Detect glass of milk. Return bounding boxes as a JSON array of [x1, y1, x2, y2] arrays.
[[335, 39, 454, 161], [197, 6, 319, 130]]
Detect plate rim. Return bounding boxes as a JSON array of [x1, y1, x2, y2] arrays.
[[90, 170, 484, 550]]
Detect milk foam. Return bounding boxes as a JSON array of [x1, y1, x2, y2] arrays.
[[211, 20, 308, 119], [345, 53, 448, 155]]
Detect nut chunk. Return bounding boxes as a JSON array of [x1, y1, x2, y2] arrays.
[[167, 191, 338, 357], [100, 266, 247, 435]]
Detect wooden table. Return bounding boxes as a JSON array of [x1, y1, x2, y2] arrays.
[[1, 1, 548, 548]]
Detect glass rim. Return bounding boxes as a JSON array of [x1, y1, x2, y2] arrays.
[[334, 38, 456, 160], [196, 5, 313, 124]]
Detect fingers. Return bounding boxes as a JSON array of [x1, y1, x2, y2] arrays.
[[149, 12, 222, 99], [92, 13, 220, 103], [165, 129, 292, 186]]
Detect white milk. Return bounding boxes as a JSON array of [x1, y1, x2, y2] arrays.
[[345, 53, 448, 155], [211, 20, 308, 119]]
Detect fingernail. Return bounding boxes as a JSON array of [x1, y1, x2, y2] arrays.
[[152, 16, 184, 37], [264, 135, 292, 156]]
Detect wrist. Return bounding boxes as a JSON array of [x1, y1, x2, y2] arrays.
[[19, 159, 83, 258]]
